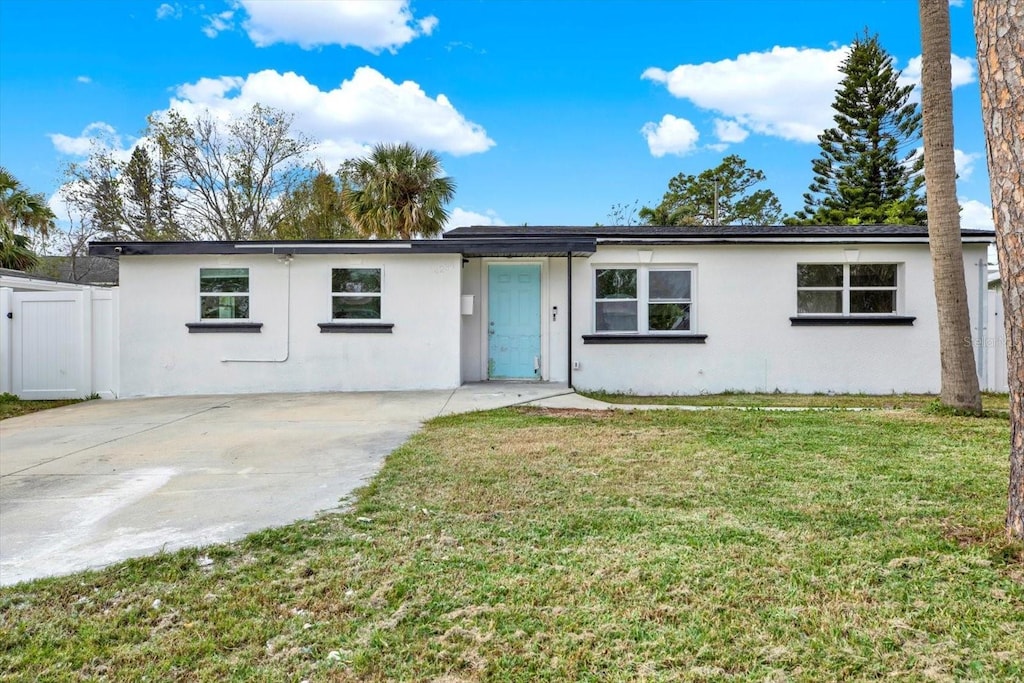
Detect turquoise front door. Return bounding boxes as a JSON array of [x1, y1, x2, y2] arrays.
[[488, 264, 541, 379]]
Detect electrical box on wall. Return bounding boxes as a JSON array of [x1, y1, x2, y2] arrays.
[[461, 295, 474, 316]]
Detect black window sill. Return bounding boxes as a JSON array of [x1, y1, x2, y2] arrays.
[[186, 322, 263, 333], [789, 316, 916, 326], [318, 322, 394, 334], [583, 334, 707, 344]]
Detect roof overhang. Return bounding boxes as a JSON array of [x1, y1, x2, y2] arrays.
[[89, 238, 598, 258], [595, 236, 996, 246], [444, 225, 997, 244]]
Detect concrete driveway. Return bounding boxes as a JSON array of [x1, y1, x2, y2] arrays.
[[0, 383, 570, 586]]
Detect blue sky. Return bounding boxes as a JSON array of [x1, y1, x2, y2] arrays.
[[0, 0, 994, 231]]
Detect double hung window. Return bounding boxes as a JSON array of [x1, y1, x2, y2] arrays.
[[332, 268, 382, 320], [595, 267, 693, 333], [199, 268, 250, 320], [796, 264, 899, 316]]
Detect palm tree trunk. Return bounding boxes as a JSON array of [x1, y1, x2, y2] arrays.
[[918, 0, 982, 413], [974, 0, 1024, 540]]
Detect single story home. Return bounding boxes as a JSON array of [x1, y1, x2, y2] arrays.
[[88, 225, 995, 398]]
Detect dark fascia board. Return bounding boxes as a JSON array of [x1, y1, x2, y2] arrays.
[[88, 237, 597, 258], [456, 238, 596, 256], [594, 237, 994, 246], [444, 224, 996, 242]]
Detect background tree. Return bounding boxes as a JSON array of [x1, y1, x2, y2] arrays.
[[275, 165, 358, 240], [603, 200, 640, 226], [974, 0, 1024, 539], [64, 142, 183, 241], [918, 0, 982, 414], [343, 143, 455, 239], [793, 33, 926, 225], [639, 155, 783, 226], [63, 104, 308, 241], [0, 167, 55, 269], [148, 104, 312, 240]]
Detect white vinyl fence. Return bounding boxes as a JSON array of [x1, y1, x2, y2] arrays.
[[0, 286, 118, 400], [981, 289, 1009, 393]]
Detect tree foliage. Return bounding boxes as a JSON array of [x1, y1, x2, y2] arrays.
[[64, 144, 181, 241], [60, 108, 458, 243], [147, 104, 312, 240], [275, 165, 358, 240], [343, 143, 456, 239], [792, 33, 926, 225], [639, 155, 783, 226], [64, 104, 312, 241], [0, 167, 55, 269]]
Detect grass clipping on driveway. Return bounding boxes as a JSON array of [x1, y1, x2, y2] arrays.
[[2, 409, 1023, 680]]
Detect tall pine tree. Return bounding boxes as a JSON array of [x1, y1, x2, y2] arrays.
[[793, 33, 926, 225]]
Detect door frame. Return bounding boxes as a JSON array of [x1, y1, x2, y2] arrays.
[[480, 259, 549, 381]]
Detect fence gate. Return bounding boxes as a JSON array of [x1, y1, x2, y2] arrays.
[[986, 290, 1009, 393], [10, 291, 88, 400]]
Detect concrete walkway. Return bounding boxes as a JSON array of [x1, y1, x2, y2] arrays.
[[0, 383, 569, 586]]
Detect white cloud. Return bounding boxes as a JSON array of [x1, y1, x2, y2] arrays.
[[159, 68, 493, 166], [156, 3, 180, 20], [899, 54, 977, 94], [713, 118, 748, 144], [51, 68, 493, 190], [643, 46, 849, 143], [949, 0, 965, 8], [641, 114, 700, 157], [960, 198, 994, 231], [954, 149, 980, 181], [644, 47, 976, 145], [236, 0, 438, 53], [446, 208, 505, 230], [49, 122, 126, 156], [418, 16, 439, 36], [76, 75, 92, 84], [203, 10, 235, 39]]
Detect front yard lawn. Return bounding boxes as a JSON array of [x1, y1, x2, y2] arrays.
[[0, 393, 88, 420], [583, 390, 1011, 412], [1, 407, 1021, 680]]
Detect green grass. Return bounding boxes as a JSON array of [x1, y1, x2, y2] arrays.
[[1, 408, 1021, 680], [0, 392, 90, 419], [582, 389, 1011, 412]]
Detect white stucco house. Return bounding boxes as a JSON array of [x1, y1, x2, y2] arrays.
[[87, 225, 995, 398]]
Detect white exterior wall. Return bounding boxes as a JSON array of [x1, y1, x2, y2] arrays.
[[567, 242, 991, 395], [118, 253, 462, 397]]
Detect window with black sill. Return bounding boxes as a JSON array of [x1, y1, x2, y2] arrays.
[[585, 266, 706, 344], [792, 263, 915, 326]]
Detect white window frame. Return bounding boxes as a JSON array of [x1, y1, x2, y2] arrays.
[[330, 267, 383, 321], [593, 265, 696, 334], [198, 267, 250, 321], [796, 263, 900, 316]]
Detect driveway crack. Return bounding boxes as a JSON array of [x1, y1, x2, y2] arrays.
[[1, 403, 232, 478]]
